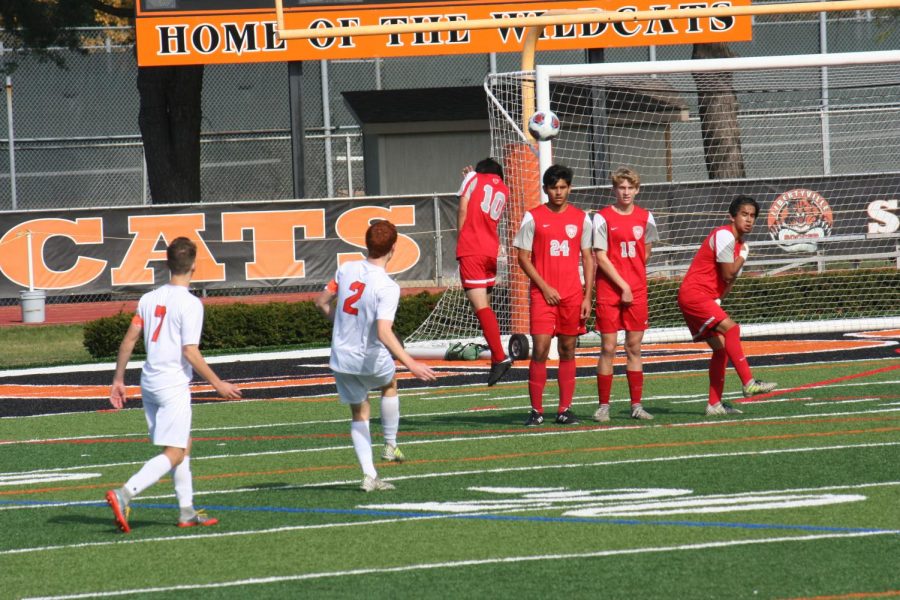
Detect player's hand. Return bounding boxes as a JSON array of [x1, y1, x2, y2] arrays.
[[461, 165, 474, 177], [579, 297, 592, 320], [409, 360, 437, 382], [620, 286, 633, 305], [739, 243, 750, 260], [542, 286, 561, 306], [215, 381, 242, 400], [109, 382, 127, 410]]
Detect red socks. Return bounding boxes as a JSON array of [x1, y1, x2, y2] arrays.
[[708, 348, 727, 405], [626, 370, 643, 406], [528, 361, 547, 413], [558, 359, 575, 412], [596, 373, 613, 406], [476, 307, 506, 363], [723, 324, 753, 385]]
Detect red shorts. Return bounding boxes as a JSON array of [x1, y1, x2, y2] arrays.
[[678, 296, 728, 341], [530, 290, 583, 336], [458, 255, 497, 289], [595, 300, 649, 333]]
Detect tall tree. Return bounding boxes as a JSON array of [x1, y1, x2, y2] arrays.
[[692, 42, 746, 180], [0, 0, 203, 204]]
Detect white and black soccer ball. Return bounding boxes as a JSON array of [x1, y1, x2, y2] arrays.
[[527, 110, 560, 142]]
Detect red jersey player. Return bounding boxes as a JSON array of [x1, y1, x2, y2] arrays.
[[456, 157, 513, 386], [591, 167, 658, 422], [513, 164, 594, 426], [677, 195, 778, 416]]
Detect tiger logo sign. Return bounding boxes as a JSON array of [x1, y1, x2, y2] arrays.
[[767, 188, 833, 253]]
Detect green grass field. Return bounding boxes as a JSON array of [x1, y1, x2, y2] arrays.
[[1, 357, 898, 599]]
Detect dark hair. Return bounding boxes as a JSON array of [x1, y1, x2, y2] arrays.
[[166, 237, 197, 275], [474, 157, 504, 180], [543, 164, 573, 187], [729, 195, 760, 218], [366, 220, 398, 259]]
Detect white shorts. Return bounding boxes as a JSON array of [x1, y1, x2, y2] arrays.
[[141, 385, 192, 449], [333, 370, 394, 405]]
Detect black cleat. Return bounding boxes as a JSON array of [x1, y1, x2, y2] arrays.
[[487, 357, 513, 386], [555, 409, 581, 425], [524, 409, 544, 427]]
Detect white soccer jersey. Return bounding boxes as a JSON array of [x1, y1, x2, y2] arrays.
[[328, 259, 400, 377], [134, 284, 204, 393]]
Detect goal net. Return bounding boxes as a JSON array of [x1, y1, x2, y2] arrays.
[[405, 50, 900, 352]]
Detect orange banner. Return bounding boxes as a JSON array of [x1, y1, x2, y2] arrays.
[[136, 0, 752, 66]]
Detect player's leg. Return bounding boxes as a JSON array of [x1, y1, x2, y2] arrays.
[[555, 332, 580, 425], [170, 438, 218, 527], [378, 377, 404, 462], [594, 331, 616, 422], [624, 329, 652, 420], [461, 256, 511, 386], [714, 318, 777, 397], [704, 334, 732, 415], [106, 391, 183, 533], [526, 333, 551, 426], [335, 373, 393, 491], [704, 334, 742, 415], [553, 298, 581, 425]]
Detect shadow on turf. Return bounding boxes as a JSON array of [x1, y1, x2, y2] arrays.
[[48, 513, 160, 534]]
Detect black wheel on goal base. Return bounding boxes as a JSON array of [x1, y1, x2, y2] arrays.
[[508, 333, 530, 361]]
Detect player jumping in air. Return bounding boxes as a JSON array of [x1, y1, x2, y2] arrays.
[[677, 195, 778, 416], [316, 220, 436, 491], [456, 157, 514, 386], [591, 167, 658, 422], [514, 164, 594, 426]]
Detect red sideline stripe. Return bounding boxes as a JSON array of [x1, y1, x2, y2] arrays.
[[738, 364, 900, 404]]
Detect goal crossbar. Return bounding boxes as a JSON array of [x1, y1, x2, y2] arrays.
[[274, 0, 900, 41]]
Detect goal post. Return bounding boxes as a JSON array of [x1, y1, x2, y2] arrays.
[[405, 48, 900, 353], [518, 49, 900, 344]]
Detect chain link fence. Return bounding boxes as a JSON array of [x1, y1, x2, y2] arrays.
[[0, 8, 896, 307], [0, 9, 896, 210]]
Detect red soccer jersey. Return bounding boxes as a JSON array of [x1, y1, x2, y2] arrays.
[[456, 172, 509, 259], [678, 224, 745, 302], [513, 203, 592, 300], [592, 205, 658, 303]]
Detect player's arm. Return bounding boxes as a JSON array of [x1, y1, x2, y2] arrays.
[[456, 169, 476, 232], [110, 318, 143, 409], [315, 280, 338, 322], [182, 345, 242, 400], [715, 230, 747, 287], [517, 248, 560, 305], [594, 250, 633, 304], [376, 319, 437, 382], [580, 244, 595, 319]]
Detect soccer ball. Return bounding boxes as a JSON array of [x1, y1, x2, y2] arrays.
[[528, 110, 560, 142]]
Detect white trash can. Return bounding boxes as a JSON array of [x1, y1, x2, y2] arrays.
[[19, 289, 46, 324]]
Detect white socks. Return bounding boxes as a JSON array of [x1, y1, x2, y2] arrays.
[[172, 455, 193, 510], [350, 420, 377, 478], [124, 453, 173, 498], [380, 395, 400, 447]]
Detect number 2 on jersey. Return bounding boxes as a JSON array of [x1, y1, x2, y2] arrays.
[[151, 305, 166, 342], [342, 281, 366, 315]]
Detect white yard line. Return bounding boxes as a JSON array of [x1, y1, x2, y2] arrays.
[[20, 530, 897, 600]]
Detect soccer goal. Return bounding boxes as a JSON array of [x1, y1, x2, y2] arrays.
[[405, 49, 900, 352]]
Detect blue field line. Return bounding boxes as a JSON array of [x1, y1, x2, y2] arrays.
[[5, 498, 897, 535]]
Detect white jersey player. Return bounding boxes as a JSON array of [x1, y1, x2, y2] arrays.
[[316, 220, 436, 492], [105, 237, 241, 534]]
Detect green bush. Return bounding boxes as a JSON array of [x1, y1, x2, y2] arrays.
[[82, 312, 145, 359], [82, 293, 441, 359], [83, 270, 899, 359]]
